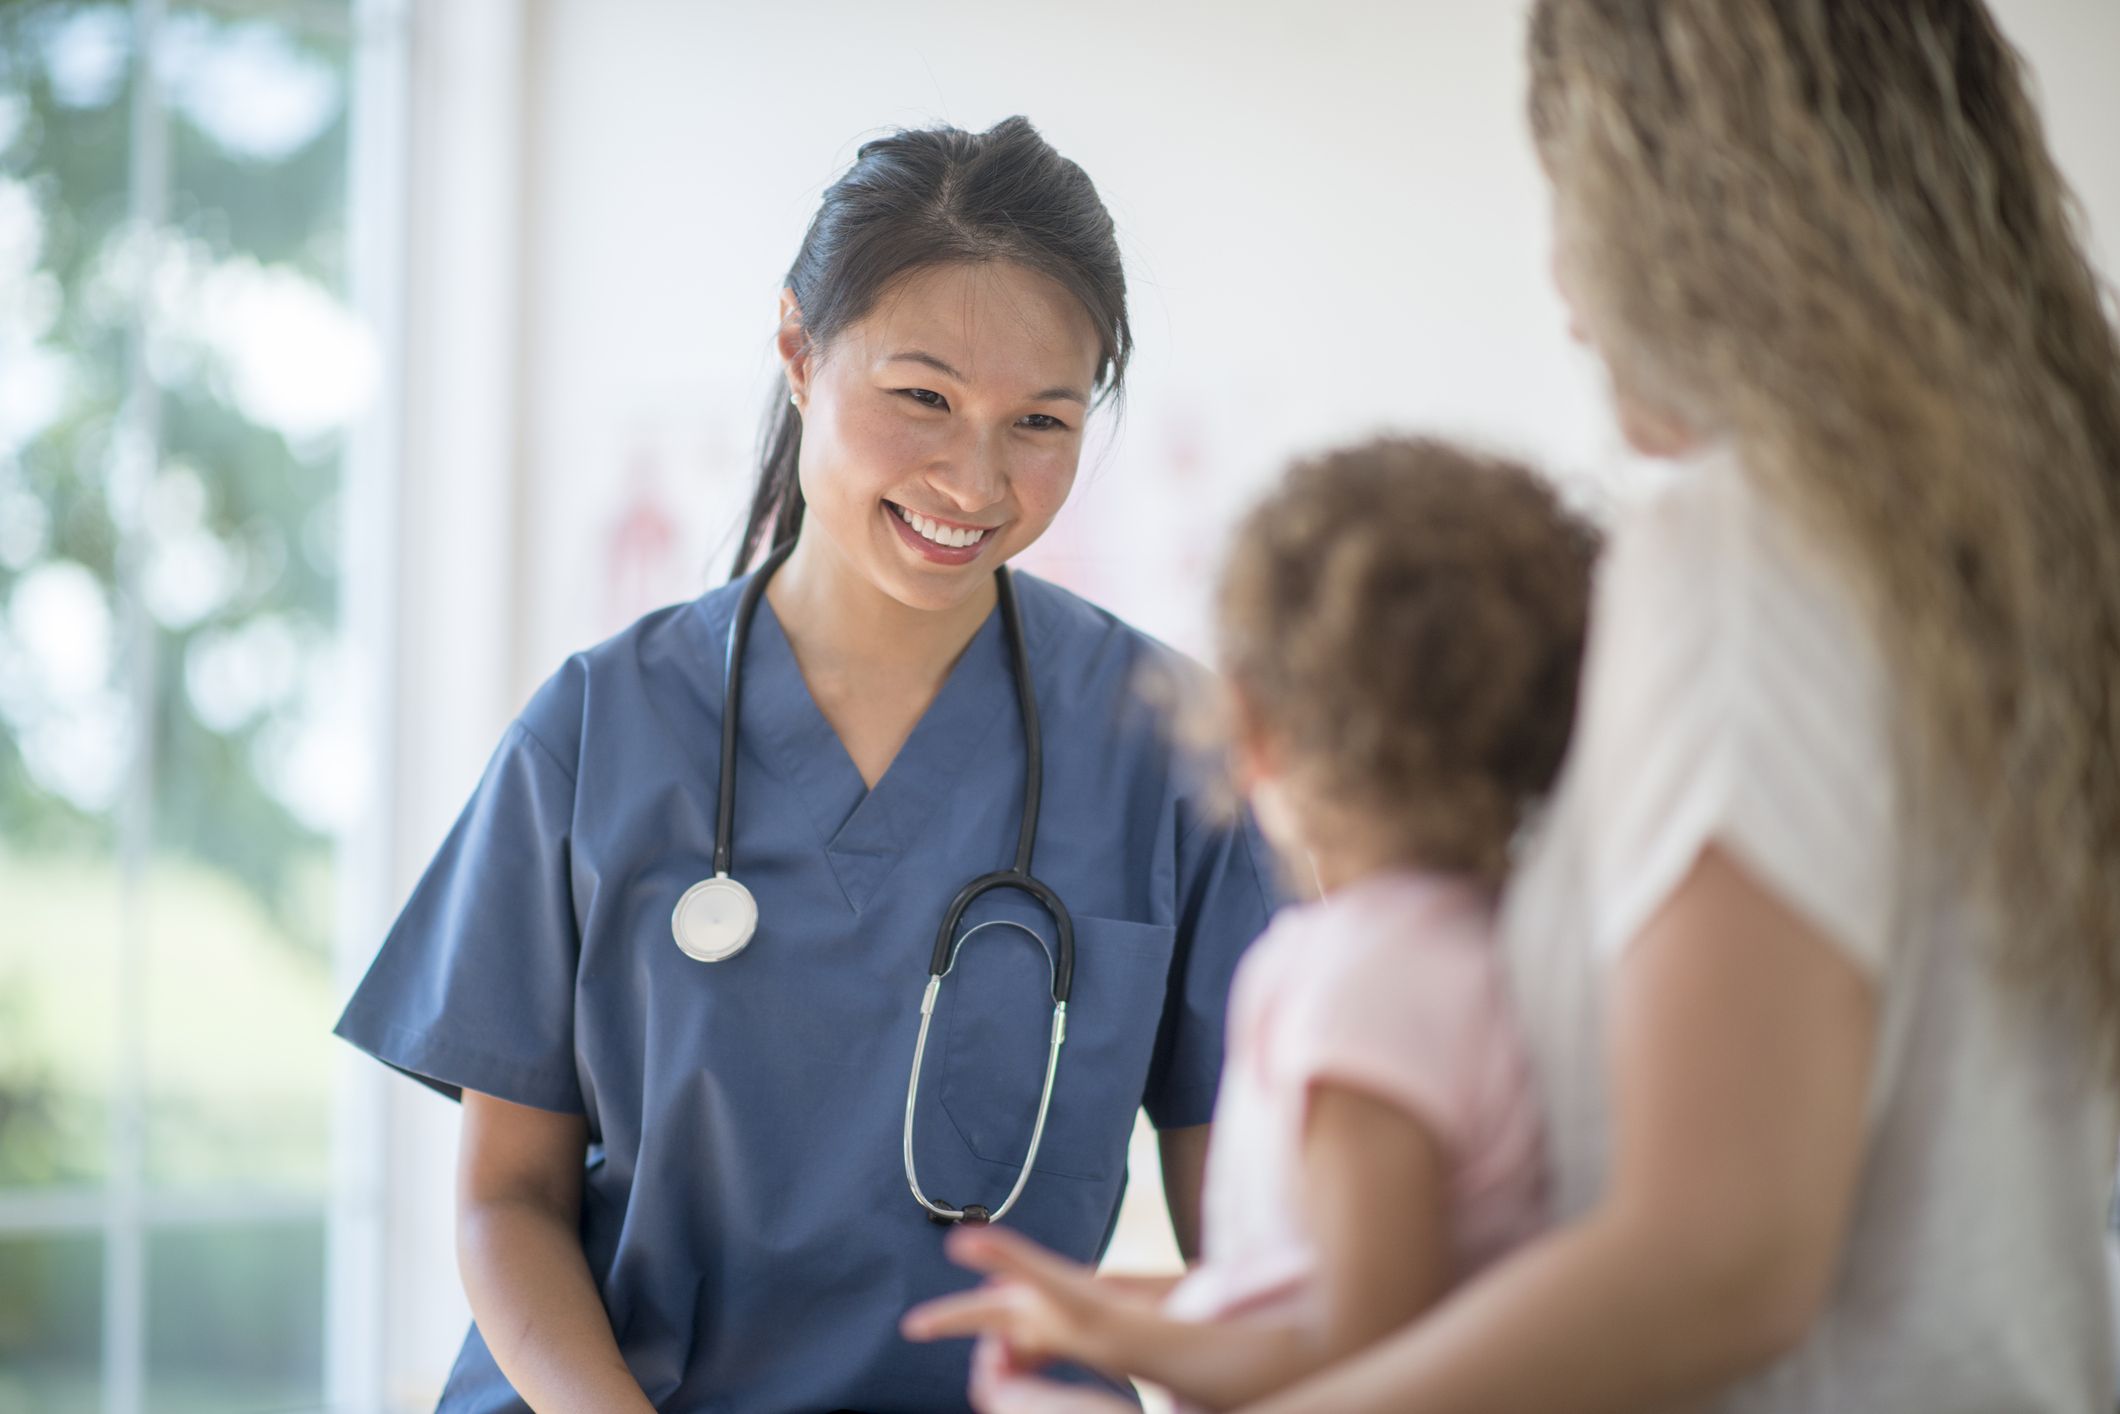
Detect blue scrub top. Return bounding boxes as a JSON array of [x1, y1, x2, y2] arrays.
[[334, 569, 1280, 1413]]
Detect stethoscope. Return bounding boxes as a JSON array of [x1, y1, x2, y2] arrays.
[[670, 540, 1074, 1225]]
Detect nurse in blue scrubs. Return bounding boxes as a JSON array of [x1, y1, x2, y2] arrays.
[[333, 115, 1279, 1413]]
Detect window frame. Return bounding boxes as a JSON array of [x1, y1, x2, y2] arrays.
[[0, 2, 409, 1410]]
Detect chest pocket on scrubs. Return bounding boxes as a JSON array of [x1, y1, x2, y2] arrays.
[[937, 899, 1176, 1183]]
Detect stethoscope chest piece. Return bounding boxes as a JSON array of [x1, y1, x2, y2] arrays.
[[672, 874, 759, 962]]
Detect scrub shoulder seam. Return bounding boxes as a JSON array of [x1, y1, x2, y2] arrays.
[[510, 717, 580, 786]]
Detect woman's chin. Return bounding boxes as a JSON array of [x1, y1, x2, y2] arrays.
[[868, 546, 1010, 617]]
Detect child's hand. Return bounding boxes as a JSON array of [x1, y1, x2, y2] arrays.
[[899, 1225, 1152, 1372], [966, 1334, 1141, 1414]]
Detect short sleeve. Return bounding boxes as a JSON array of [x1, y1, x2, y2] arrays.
[[1576, 461, 1900, 976], [1142, 804, 1282, 1130], [332, 714, 585, 1114], [1281, 921, 1503, 1155]]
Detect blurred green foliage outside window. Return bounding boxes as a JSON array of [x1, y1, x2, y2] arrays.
[[1, 2, 365, 1409]]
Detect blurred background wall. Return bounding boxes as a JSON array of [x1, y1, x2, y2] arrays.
[[2, 2, 2115, 1410]]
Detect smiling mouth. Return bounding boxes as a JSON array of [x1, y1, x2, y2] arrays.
[[887, 502, 996, 550]]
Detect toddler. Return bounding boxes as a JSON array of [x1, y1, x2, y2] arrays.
[[903, 436, 1599, 1410]]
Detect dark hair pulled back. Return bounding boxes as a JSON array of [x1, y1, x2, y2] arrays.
[[732, 116, 1132, 577]]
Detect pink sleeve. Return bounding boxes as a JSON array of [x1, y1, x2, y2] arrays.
[[1277, 929, 1501, 1157]]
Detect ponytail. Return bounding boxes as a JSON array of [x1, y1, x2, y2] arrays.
[[733, 377, 806, 576]]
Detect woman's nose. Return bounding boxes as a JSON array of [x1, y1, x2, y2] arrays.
[[924, 422, 1009, 512]]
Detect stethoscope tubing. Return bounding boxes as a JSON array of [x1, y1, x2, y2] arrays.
[[715, 540, 795, 879], [706, 543, 1075, 1224]]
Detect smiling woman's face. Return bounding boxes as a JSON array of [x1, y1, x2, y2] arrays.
[[779, 260, 1104, 615]]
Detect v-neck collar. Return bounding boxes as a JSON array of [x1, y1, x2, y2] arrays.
[[737, 587, 1018, 913]]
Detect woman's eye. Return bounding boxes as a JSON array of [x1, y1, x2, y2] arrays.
[[901, 388, 948, 410], [1019, 413, 1068, 432]]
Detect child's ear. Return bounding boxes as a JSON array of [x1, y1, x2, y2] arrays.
[[1225, 686, 1281, 795]]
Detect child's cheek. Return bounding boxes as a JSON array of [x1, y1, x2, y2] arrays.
[[1247, 777, 1307, 865]]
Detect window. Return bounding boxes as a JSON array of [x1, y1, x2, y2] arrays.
[[0, 3, 399, 1409]]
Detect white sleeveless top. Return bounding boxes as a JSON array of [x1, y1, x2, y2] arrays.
[[1502, 450, 2119, 1411]]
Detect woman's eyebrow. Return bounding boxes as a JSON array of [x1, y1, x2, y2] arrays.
[[886, 350, 1088, 405]]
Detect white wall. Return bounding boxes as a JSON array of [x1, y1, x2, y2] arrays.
[[368, 0, 2120, 1400], [357, 2, 534, 1404], [513, 0, 1610, 673], [508, 0, 2120, 680]]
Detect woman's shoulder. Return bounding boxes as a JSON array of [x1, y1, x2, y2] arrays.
[[1563, 447, 1902, 970], [1012, 569, 1195, 662], [1607, 451, 1868, 628], [1592, 449, 1890, 717], [512, 583, 743, 776], [1008, 570, 1223, 784], [1011, 569, 1211, 707]]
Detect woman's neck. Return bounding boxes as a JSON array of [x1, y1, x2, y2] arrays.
[[765, 525, 999, 691]]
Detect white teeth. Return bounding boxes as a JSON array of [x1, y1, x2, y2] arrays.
[[895, 504, 988, 550]]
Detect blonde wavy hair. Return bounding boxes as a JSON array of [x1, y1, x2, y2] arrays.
[[1529, 0, 2120, 1072]]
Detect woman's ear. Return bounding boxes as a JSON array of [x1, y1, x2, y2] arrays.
[[1609, 366, 1701, 460], [776, 289, 812, 406]]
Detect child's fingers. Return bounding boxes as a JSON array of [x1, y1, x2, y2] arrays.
[[901, 1282, 1025, 1342], [967, 1334, 1022, 1411], [945, 1225, 1095, 1294], [968, 1332, 1025, 1394], [969, 1337, 1133, 1414]]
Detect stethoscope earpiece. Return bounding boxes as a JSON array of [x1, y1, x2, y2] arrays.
[[925, 1203, 990, 1226]]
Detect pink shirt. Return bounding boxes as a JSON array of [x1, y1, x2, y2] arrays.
[[1166, 871, 1545, 1323]]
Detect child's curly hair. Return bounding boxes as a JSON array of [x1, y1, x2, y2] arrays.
[[1217, 437, 1600, 885]]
